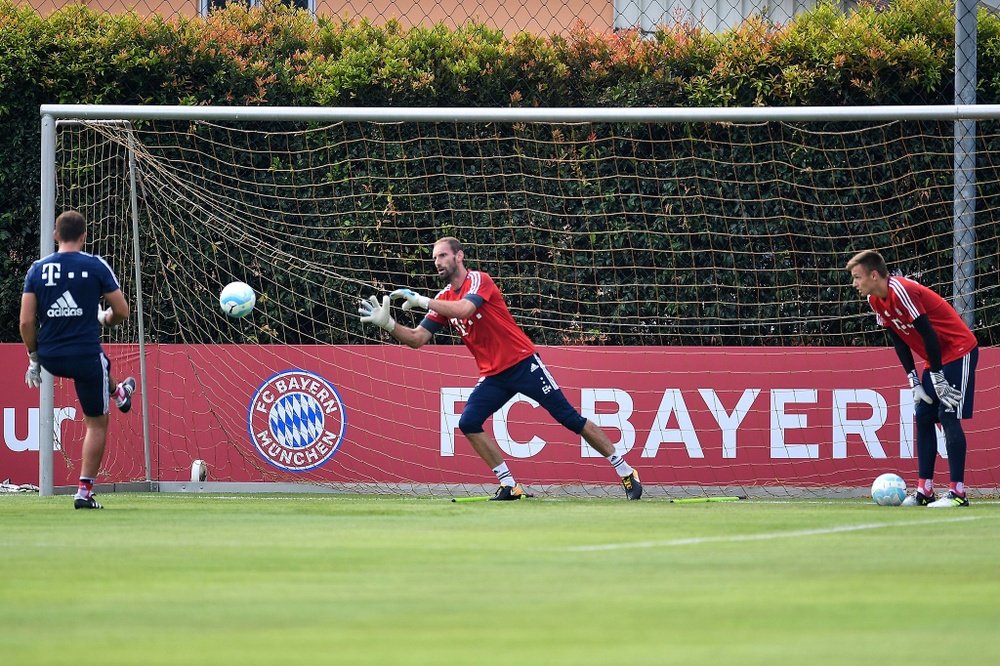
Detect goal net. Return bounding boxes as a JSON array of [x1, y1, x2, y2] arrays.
[[45, 106, 1000, 498]]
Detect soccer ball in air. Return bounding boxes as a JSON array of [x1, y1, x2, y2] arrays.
[[219, 281, 255, 318], [870, 473, 907, 506]]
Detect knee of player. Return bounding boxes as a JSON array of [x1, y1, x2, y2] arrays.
[[937, 407, 962, 426], [458, 412, 485, 435], [557, 412, 588, 435]]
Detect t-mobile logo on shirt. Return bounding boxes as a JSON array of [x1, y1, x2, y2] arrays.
[[884, 310, 915, 333], [47, 291, 83, 318], [41, 263, 60, 286]]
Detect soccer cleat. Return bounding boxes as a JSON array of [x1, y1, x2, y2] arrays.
[[927, 491, 969, 508], [74, 495, 103, 510], [901, 491, 935, 507], [490, 484, 525, 501], [621, 471, 643, 500], [114, 377, 136, 414]]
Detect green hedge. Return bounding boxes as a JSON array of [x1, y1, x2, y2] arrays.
[[3, 0, 999, 345]]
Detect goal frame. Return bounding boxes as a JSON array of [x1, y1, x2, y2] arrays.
[[36, 103, 994, 496]]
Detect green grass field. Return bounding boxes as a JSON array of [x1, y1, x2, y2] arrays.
[[1, 493, 998, 665]]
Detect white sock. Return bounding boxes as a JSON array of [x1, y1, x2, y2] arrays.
[[75, 478, 94, 500], [608, 454, 633, 478], [492, 462, 516, 487]]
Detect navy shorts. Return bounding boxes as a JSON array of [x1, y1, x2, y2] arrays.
[[458, 354, 588, 435], [915, 347, 978, 422], [38, 352, 113, 418]]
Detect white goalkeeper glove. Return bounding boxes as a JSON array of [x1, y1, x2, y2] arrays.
[[907, 370, 933, 405], [25, 351, 41, 389], [98, 307, 113, 327], [930, 370, 961, 410], [358, 295, 396, 332], [390, 288, 430, 312]]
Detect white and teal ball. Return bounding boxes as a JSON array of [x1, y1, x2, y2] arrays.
[[219, 281, 255, 318], [871, 473, 907, 506]]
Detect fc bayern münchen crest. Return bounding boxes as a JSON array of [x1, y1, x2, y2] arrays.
[[248, 369, 347, 472]]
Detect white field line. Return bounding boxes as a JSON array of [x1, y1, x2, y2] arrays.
[[566, 515, 983, 552]]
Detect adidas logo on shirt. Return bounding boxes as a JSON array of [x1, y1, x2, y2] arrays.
[[46, 290, 84, 318]]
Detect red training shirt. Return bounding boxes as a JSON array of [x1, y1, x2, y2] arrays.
[[867, 275, 977, 365], [424, 271, 535, 376]]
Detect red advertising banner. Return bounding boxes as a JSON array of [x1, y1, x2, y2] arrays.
[[2, 343, 997, 489]]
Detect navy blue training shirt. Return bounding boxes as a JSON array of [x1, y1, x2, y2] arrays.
[[23, 251, 121, 357]]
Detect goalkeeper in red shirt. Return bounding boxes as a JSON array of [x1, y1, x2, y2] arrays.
[[847, 250, 979, 507], [359, 236, 642, 500]]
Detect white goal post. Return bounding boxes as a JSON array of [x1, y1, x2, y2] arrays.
[[36, 104, 1000, 499]]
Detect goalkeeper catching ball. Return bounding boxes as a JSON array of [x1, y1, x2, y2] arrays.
[[359, 236, 642, 500]]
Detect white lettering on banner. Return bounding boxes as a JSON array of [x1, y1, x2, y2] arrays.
[[898, 389, 915, 458], [580, 388, 635, 458], [440, 386, 926, 460], [439, 387, 546, 457], [770, 389, 819, 459], [4, 408, 33, 452], [643, 389, 703, 458], [248, 369, 346, 472], [254, 383, 337, 417], [699, 388, 761, 459], [832, 389, 887, 459], [4, 407, 76, 452], [255, 390, 273, 411], [494, 396, 545, 458], [440, 387, 473, 456], [936, 424, 948, 458]]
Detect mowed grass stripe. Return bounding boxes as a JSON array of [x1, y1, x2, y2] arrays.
[[567, 514, 984, 551]]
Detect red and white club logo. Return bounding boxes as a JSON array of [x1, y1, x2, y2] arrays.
[[248, 369, 347, 472]]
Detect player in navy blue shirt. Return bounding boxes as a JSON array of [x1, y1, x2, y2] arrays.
[[20, 210, 136, 510]]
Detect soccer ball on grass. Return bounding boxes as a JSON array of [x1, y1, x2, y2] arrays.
[[870, 473, 907, 506], [220, 281, 255, 318]]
